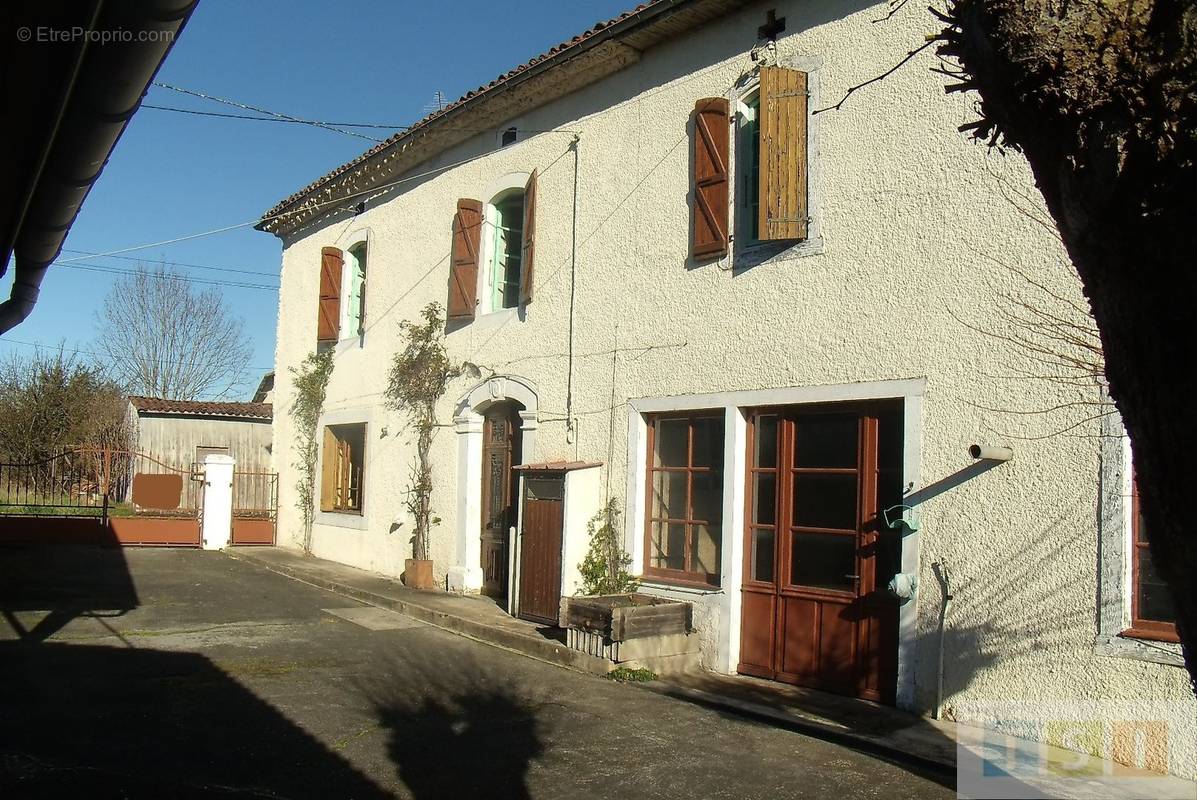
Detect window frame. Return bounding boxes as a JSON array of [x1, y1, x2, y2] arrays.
[[341, 243, 367, 341], [642, 411, 725, 588], [1126, 473, 1179, 642], [476, 174, 530, 317], [728, 58, 824, 269], [321, 422, 366, 515]]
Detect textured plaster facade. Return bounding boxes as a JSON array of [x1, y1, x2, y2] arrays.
[[264, 0, 1195, 777]]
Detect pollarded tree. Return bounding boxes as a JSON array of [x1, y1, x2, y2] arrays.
[[934, 0, 1197, 689]]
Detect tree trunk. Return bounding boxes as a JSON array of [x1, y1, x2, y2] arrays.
[[938, 0, 1197, 691]]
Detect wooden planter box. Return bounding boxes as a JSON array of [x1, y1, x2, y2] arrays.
[[559, 593, 692, 642]]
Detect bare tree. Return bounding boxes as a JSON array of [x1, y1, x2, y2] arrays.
[[94, 266, 252, 400]]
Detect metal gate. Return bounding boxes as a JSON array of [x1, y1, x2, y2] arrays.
[[230, 470, 277, 546], [0, 448, 201, 546]]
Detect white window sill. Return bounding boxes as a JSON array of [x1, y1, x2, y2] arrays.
[[1093, 634, 1185, 668], [315, 510, 368, 531], [463, 305, 520, 332], [732, 235, 825, 271]]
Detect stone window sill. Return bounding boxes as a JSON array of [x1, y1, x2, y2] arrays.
[[1093, 634, 1185, 668]]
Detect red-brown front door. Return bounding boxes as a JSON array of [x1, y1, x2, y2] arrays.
[[739, 404, 901, 703], [481, 404, 522, 600]]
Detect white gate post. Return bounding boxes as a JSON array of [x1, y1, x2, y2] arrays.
[[201, 454, 235, 550]]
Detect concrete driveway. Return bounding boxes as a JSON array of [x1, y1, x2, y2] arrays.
[[0, 546, 954, 798]]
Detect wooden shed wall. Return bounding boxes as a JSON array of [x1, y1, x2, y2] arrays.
[[133, 414, 272, 472]]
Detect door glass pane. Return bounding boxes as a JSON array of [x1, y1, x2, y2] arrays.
[[790, 532, 856, 591], [654, 419, 689, 467], [650, 521, 686, 571], [752, 472, 776, 525], [690, 522, 720, 576], [751, 528, 775, 582], [792, 474, 857, 530], [691, 471, 723, 524], [653, 471, 687, 519], [754, 414, 777, 468], [691, 416, 725, 468], [794, 416, 858, 469]]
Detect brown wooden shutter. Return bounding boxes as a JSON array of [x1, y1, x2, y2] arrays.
[[519, 169, 537, 305], [759, 66, 809, 241], [317, 247, 343, 342], [447, 199, 482, 321], [691, 97, 730, 260], [319, 426, 337, 512]]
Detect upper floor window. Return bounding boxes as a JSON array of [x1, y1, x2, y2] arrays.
[[691, 65, 812, 262], [483, 189, 525, 313], [446, 171, 538, 324], [499, 127, 519, 147], [644, 413, 725, 587], [344, 243, 367, 338], [1129, 473, 1178, 641]]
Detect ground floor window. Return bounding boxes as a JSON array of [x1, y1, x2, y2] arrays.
[[1128, 472, 1178, 642], [321, 423, 365, 513], [644, 413, 724, 586]]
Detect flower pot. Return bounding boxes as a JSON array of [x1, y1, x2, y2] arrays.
[[403, 558, 435, 590]]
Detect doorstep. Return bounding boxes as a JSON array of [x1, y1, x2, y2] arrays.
[[224, 546, 612, 675]]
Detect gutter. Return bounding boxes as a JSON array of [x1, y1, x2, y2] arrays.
[[0, 0, 197, 334]]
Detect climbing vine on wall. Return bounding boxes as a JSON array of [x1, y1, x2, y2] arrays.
[[289, 348, 333, 553], [385, 302, 462, 562]]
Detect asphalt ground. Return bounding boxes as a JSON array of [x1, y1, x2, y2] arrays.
[[0, 546, 954, 799]]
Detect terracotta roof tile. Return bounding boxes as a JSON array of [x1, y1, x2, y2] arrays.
[[258, 2, 658, 229], [128, 396, 273, 420]]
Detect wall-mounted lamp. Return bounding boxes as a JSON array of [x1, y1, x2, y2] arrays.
[[969, 444, 1013, 462]]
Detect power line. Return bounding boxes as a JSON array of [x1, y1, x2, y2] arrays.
[[151, 82, 384, 142], [61, 247, 277, 278], [0, 336, 275, 373], [142, 104, 408, 130], [54, 261, 278, 291]]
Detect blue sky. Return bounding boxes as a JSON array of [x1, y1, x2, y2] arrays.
[[1, 0, 632, 398]]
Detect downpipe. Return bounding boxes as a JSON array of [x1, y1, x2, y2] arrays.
[[932, 560, 952, 720]]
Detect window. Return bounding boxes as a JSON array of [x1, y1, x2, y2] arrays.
[[644, 414, 725, 586], [344, 243, 367, 338], [446, 172, 537, 323], [500, 127, 518, 147], [690, 65, 811, 262], [484, 189, 525, 312], [1128, 473, 1178, 641], [320, 423, 365, 513]]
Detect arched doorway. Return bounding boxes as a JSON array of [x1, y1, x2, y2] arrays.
[[480, 401, 523, 599]]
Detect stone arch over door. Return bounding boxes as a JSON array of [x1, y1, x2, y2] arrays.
[[447, 375, 538, 597]]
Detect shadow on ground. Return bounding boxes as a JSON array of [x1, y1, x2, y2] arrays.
[[364, 647, 551, 800]]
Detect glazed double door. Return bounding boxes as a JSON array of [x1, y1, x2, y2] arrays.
[[738, 405, 901, 703]]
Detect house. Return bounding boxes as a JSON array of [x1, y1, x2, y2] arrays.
[[127, 396, 273, 473], [257, 0, 1195, 778]]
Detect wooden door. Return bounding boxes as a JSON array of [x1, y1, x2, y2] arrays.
[[480, 404, 522, 599], [739, 404, 901, 703], [518, 475, 564, 625]]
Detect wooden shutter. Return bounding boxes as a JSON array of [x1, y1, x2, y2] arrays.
[[319, 427, 337, 512], [691, 97, 729, 260], [447, 199, 482, 321], [357, 268, 366, 336], [519, 169, 538, 305], [317, 247, 343, 342], [759, 66, 809, 241]]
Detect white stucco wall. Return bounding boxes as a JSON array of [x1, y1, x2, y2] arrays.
[[265, 0, 1195, 777]]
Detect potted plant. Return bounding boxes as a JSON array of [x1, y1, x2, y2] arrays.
[[385, 303, 462, 589]]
